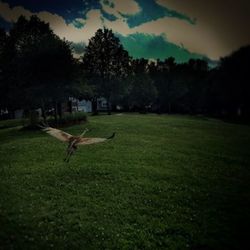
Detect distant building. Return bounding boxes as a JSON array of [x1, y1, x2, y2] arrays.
[[68, 97, 108, 113], [78, 99, 92, 113], [14, 109, 23, 119], [97, 97, 108, 111], [1, 97, 109, 120]]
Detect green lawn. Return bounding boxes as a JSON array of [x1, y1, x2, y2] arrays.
[[0, 114, 250, 250]]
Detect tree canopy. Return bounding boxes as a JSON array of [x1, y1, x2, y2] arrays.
[[82, 28, 130, 114], [0, 15, 77, 122], [1, 15, 249, 122]]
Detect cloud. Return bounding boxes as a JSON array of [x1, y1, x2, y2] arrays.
[[100, 0, 141, 17], [0, 0, 95, 23], [124, 0, 194, 28], [128, 17, 220, 60], [156, 0, 250, 59], [71, 18, 86, 29], [1, 0, 241, 60], [0, 1, 212, 59], [101, 11, 219, 59], [103, 16, 131, 36], [0, 1, 102, 44], [117, 32, 205, 62], [0, 1, 32, 22]]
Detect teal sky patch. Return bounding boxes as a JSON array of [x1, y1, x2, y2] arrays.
[[0, 0, 216, 62], [101, 9, 118, 22], [102, 0, 115, 9], [71, 19, 85, 29], [72, 42, 86, 55], [117, 33, 204, 63]]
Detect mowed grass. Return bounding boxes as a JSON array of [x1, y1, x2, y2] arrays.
[[0, 114, 250, 250]]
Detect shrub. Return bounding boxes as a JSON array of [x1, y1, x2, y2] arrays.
[[56, 112, 87, 125]]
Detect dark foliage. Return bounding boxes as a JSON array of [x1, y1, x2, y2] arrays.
[[0, 16, 77, 124], [0, 15, 249, 122], [82, 28, 130, 114]]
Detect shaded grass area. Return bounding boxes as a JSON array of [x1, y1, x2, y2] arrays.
[[0, 114, 250, 249], [0, 112, 87, 130], [0, 118, 26, 129]]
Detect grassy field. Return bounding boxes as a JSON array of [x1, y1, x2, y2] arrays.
[[0, 114, 250, 250]]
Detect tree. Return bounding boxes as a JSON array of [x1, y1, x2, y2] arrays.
[[82, 28, 130, 114], [0, 27, 7, 59], [179, 59, 209, 114], [5, 15, 76, 124], [156, 57, 178, 113], [218, 46, 250, 118], [0, 27, 8, 114], [128, 58, 157, 112], [149, 57, 185, 113], [25, 33, 77, 122]]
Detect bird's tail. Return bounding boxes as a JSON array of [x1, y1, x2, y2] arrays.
[[107, 132, 115, 139]]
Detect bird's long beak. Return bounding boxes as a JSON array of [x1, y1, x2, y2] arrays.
[[80, 128, 89, 137]]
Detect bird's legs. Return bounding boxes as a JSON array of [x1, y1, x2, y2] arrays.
[[63, 128, 89, 162], [64, 150, 72, 162], [64, 148, 74, 162], [64, 143, 77, 162]]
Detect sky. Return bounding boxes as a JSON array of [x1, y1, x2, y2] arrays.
[[0, 0, 250, 63]]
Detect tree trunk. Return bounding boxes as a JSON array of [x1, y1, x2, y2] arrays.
[[92, 97, 98, 115], [54, 102, 58, 126], [107, 97, 111, 115], [68, 100, 73, 114], [29, 109, 39, 127], [41, 107, 47, 122], [168, 102, 171, 114], [57, 102, 62, 120], [41, 100, 47, 122]]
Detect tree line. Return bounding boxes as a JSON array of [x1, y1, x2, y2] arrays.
[[0, 16, 249, 122]]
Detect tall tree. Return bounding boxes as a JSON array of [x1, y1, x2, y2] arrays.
[[127, 58, 157, 112], [6, 15, 76, 123], [180, 59, 209, 114], [82, 28, 130, 114], [149, 57, 184, 113], [0, 27, 8, 113], [218, 46, 250, 118]]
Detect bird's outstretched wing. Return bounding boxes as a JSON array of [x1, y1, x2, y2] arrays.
[[41, 127, 73, 142], [77, 133, 115, 146]]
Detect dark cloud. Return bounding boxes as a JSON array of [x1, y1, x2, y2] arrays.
[[0, 0, 101, 22], [100, 9, 117, 22], [124, 0, 194, 28], [159, 0, 250, 57], [1, 0, 249, 61]]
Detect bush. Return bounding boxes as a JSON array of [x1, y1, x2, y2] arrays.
[[56, 112, 87, 125], [23, 112, 87, 130]]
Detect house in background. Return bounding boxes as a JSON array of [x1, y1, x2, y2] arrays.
[[97, 97, 108, 111], [68, 97, 92, 113], [68, 97, 108, 113], [78, 99, 92, 112], [0, 97, 109, 120]]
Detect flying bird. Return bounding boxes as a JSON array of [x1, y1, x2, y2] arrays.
[[40, 125, 115, 162]]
